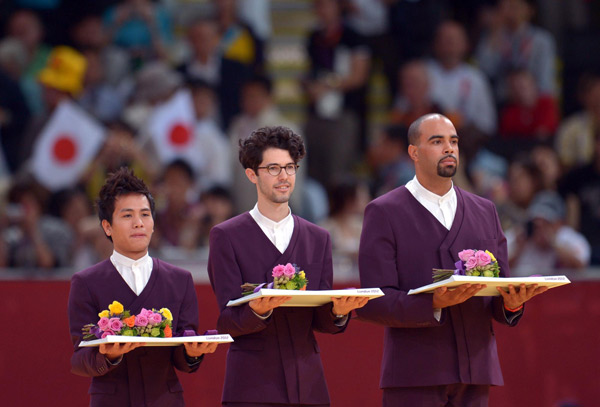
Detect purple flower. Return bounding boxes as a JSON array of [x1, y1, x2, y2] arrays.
[[101, 330, 115, 338], [109, 317, 123, 332], [458, 249, 475, 262], [283, 263, 295, 278], [475, 250, 492, 267], [267, 282, 274, 289], [465, 257, 478, 270], [272, 264, 285, 277], [149, 313, 162, 325], [135, 315, 149, 327], [253, 283, 266, 293], [91, 326, 102, 338], [203, 329, 218, 335], [98, 317, 110, 331]]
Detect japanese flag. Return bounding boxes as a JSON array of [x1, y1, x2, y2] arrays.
[[146, 90, 203, 171], [31, 101, 106, 191]]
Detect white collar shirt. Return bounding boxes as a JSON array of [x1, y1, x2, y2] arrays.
[[405, 176, 457, 230], [110, 250, 153, 296], [249, 204, 294, 254]]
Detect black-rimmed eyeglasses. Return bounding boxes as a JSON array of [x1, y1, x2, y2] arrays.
[[257, 164, 299, 176]]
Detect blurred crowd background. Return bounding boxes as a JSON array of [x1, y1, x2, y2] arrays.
[[1, 0, 600, 278]]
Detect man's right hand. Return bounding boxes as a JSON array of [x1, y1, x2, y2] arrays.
[[432, 284, 486, 309], [99, 342, 145, 362], [249, 296, 292, 316]]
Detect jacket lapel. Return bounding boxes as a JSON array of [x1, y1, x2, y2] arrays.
[[439, 186, 465, 268]]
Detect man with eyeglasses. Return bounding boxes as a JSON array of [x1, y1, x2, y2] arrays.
[[207, 125, 367, 407]]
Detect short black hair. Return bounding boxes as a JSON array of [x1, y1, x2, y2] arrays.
[[164, 159, 195, 183], [238, 126, 306, 172], [243, 74, 273, 95], [407, 113, 450, 146], [97, 167, 155, 241]]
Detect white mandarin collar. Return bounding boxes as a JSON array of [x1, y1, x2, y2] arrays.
[[410, 176, 456, 205], [111, 250, 152, 269], [249, 204, 293, 230]]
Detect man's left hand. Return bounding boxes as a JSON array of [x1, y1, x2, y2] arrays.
[[497, 284, 549, 310], [184, 342, 219, 358], [331, 296, 369, 316]]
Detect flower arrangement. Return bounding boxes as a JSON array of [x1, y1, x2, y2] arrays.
[[241, 263, 308, 296], [432, 249, 500, 282], [82, 300, 173, 340]]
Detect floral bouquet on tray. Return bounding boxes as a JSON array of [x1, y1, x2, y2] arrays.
[[82, 300, 173, 340], [432, 249, 500, 283], [241, 263, 308, 296]]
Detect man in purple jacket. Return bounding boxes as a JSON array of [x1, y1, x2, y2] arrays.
[[208, 126, 367, 406], [68, 168, 217, 407], [357, 114, 548, 406]]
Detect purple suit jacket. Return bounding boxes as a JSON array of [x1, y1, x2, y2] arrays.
[[208, 213, 347, 405], [68, 258, 200, 407], [356, 186, 521, 388]]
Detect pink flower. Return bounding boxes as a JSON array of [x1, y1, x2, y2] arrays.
[[135, 315, 149, 327], [475, 250, 492, 267], [283, 263, 295, 278], [458, 249, 475, 262], [272, 264, 285, 278], [101, 330, 115, 338], [149, 313, 162, 325], [98, 317, 110, 331], [109, 318, 123, 332], [139, 308, 153, 318], [465, 257, 478, 270]]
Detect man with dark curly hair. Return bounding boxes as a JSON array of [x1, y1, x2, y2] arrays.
[[68, 167, 218, 407], [208, 126, 367, 406]]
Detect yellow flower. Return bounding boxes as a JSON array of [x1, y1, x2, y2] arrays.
[[299, 271, 306, 279], [485, 250, 497, 263], [160, 308, 173, 321], [108, 300, 124, 315], [98, 310, 109, 318]]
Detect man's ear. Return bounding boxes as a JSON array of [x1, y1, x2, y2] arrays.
[[101, 219, 112, 237], [245, 168, 258, 184], [408, 144, 418, 162]]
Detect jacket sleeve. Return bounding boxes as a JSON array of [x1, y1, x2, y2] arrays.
[[312, 233, 348, 334], [491, 206, 523, 327], [172, 272, 202, 373], [208, 226, 271, 337], [356, 201, 445, 328], [68, 273, 120, 377]]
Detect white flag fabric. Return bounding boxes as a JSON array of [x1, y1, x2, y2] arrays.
[[146, 90, 204, 171], [31, 101, 106, 191]]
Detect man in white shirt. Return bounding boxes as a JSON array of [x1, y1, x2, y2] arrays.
[[68, 167, 217, 407]]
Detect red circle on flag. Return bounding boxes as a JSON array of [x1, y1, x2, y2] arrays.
[[169, 123, 192, 147], [53, 134, 77, 164]]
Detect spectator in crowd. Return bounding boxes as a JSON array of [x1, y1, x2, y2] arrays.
[[236, 0, 271, 42], [304, 0, 371, 185], [366, 125, 415, 197], [228, 75, 304, 215], [508, 191, 591, 274], [212, 0, 264, 72], [78, 50, 125, 123], [555, 75, 600, 169], [19, 46, 86, 173], [531, 144, 562, 191], [178, 17, 252, 131], [476, 0, 557, 102], [48, 187, 111, 270], [153, 159, 204, 250], [5, 9, 51, 115], [70, 15, 131, 88], [0, 38, 31, 173], [320, 175, 370, 261], [196, 185, 234, 247], [499, 69, 559, 141], [389, 60, 444, 128], [188, 79, 231, 191], [3, 179, 73, 268], [427, 20, 497, 136], [102, 0, 172, 63], [559, 132, 600, 265], [496, 156, 542, 233]]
